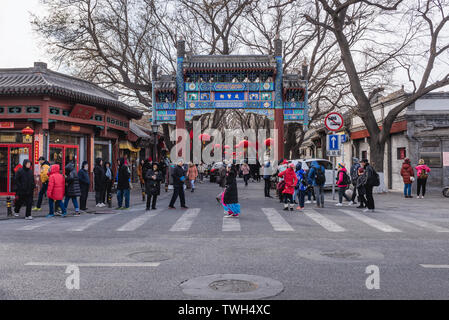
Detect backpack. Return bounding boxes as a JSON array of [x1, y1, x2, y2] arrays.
[[419, 169, 428, 179], [314, 167, 326, 185], [337, 170, 351, 185], [368, 166, 380, 187]]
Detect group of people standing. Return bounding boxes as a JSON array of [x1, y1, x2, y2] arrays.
[[400, 158, 431, 198]]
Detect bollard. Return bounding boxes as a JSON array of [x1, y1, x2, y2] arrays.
[[6, 196, 12, 217], [107, 192, 112, 208]]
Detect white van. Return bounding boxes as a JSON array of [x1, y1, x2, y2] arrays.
[[290, 158, 335, 189]]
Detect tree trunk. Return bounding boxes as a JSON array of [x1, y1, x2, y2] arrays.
[[368, 137, 385, 172]]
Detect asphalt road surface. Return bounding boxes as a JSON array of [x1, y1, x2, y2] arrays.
[[1, 179, 448, 300]]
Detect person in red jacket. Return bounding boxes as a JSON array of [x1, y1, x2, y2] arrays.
[[46, 164, 67, 217], [336, 163, 351, 206], [278, 163, 298, 211], [400, 158, 414, 198]]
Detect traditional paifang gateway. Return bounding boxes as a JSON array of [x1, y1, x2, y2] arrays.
[[152, 38, 310, 158]]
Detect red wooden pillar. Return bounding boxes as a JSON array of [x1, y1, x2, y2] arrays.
[[176, 109, 186, 160], [274, 108, 284, 159]]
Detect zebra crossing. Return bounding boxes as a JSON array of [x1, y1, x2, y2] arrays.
[[6, 206, 449, 235]]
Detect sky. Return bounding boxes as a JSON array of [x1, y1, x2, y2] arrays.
[[0, 0, 48, 69]]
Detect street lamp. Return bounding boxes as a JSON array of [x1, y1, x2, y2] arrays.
[[152, 123, 159, 162]]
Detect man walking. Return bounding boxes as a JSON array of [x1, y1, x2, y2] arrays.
[[116, 158, 131, 210], [308, 161, 326, 208], [263, 160, 272, 197], [32, 157, 50, 211], [14, 159, 36, 220], [78, 161, 90, 212], [168, 159, 188, 209]]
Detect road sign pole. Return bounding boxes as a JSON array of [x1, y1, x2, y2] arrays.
[[332, 156, 336, 200]]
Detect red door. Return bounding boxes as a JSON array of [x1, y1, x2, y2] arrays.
[[0, 144, 32, 195]]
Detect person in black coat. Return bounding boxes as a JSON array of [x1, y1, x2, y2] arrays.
[[103, 161, 113, 204], [64, 162, 81, 215], [78, 161, 90, 211], [222, 164, 240, 217], [168, 159, 187, 209], [145, 163, 163, 210], [93, 158, 106, 207], [116, 158, 131, 209], [14, 159, 36, 219]]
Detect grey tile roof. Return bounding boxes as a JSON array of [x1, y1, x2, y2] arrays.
[[184, 55, 275, 70], [283, 74, 306, 89], [129, 121, 151, 139], [0, 63, 142, 118]]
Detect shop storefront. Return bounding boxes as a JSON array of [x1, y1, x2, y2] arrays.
[[0, 62, 143, 196]]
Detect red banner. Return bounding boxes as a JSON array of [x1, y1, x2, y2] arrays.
[[69, 105, 96, 120], [0, 122, 14, 128], [34, 140, 39, 163]]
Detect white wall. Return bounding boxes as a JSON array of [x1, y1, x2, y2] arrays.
[[415, 99, 449, 111]]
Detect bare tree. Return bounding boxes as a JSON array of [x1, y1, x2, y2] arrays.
[[299, 0, 449, 170]]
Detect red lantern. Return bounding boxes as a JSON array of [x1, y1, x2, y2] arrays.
[[22, 126, 34, 136], [224, 145, 231, 149], [264, 138, 274, 147], [198, 133, 211, 142]]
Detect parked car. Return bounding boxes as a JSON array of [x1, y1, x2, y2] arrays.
[[209, 162, 224, 183], [289, 158, 335, 190]]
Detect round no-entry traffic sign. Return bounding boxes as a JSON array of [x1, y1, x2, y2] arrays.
[[324, 112, 344, 131]]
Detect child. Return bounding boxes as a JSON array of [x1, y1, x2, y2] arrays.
[[222, 164, 240, 218]]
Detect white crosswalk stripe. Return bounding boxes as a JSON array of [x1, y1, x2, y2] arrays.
[[222, 216, 241, 231], [388, 214, 449, 232], [261, 208, 294, 231], [17, 221, 52, 231], [303, 209, 346, 232], [67, 214, 116, 232], [340, 209, 402, 232], [169, 208, 201, 232], [116, 210, 160, 231]]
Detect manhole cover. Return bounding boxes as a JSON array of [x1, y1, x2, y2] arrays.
[[209, 280, 258, 293], [127, 250, 172, 262], [180, 274, 283, 300], [297, 248, 384, 263], [321, 250, 361, 259]]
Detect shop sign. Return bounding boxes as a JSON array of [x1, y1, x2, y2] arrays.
[[0, 134, 17, 143], [70, 105, 96, 120], [70, 125, 81, 132], [34, 141, 40, 163], [0, 122, 14, 128], [23, 135, 33, 143]]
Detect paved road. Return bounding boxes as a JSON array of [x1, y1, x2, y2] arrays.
[[0, 180, 448, 299]]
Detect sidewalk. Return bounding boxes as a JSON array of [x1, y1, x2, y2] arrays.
[[0, 183, 173, 220]]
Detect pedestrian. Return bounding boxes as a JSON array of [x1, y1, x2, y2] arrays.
[[361, 158, 377, 212], [103, 161, 113, 205], [222, 164, 241, 218], [116, 158, 131, 210], [241, 161, 250, 186], [13, 159, 35, 220], [356, 167, 367, 208], [349, 158, 361, 205], [11, 163, 23, 216], [137, 159, 146, 201], [400, 158, 414, 198], [187, 162, 198, 192], [94, 158, 106, 207], [145, 162, 162, 210], [78, 161, 90, 211], [415, 159, 431, 199], [277, 159, 288, 203], [336, 163, 352, 206], [255, 159, 261, 182], [198, 162, 205, 183], [32, 157, 51, 212], [168, 159, 188, 209], [263, 160, 272, 198], [218, 163, 227, 188], [308, 161, 326, 208], [293, 162, 302, 204], [295, 162, 308, 210], [278, 163, 298, 211], [64, 163, 81, 215], [46, 164, 67, 218]]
